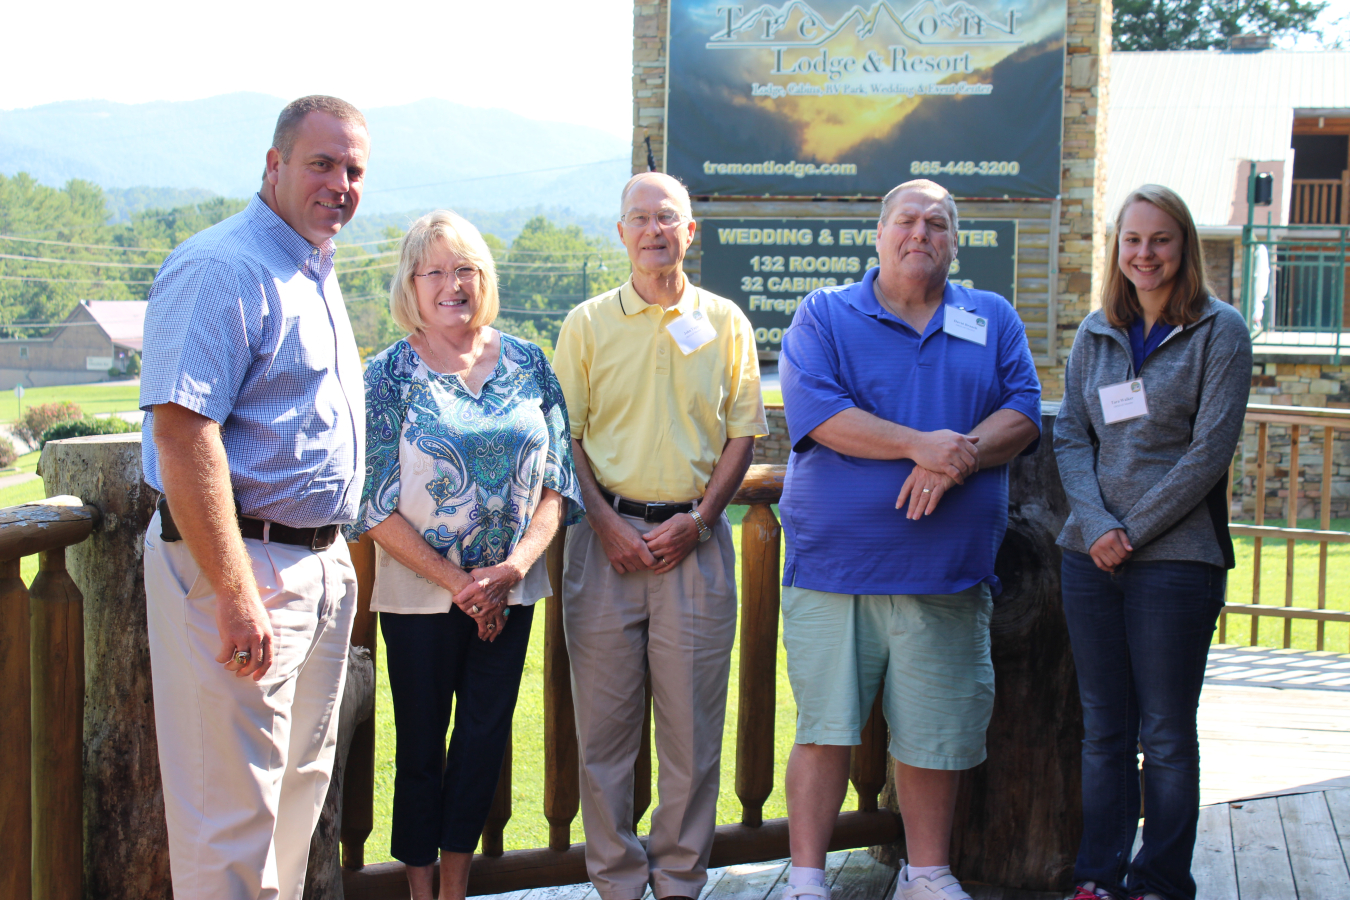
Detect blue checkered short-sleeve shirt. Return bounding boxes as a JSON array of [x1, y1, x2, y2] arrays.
[[140, 194, 365, 528]]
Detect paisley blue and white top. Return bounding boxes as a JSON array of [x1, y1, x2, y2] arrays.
[[345, 333, 584, 613]]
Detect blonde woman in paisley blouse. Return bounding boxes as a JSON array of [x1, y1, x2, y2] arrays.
[[345, 210, 583, 900]]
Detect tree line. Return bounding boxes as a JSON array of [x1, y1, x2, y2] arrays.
[[0, 173, 629, 357]]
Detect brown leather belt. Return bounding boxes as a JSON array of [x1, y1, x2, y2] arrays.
[[599, 487, 694, 523], [157, 495, 339, 551]]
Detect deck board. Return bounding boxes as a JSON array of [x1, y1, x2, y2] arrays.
[[704, 860, 789, 900], [1277, 792, 1350, 896], [1230, 798, 1298, 899], [1198, 682, 1350, 805], [1192, 802, 1238, 900], [828, 851, 896, 900], [1323, 788, 1350, 864]]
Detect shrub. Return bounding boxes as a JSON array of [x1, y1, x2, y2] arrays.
[[13, 401, 83, 446], [0, 438, 17, 469], [39, 415, 139, 450]]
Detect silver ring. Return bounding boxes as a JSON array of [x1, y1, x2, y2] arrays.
[[488, 622, 496, 630], [233, 650, 251, 666], [471, 605, 481, 614]]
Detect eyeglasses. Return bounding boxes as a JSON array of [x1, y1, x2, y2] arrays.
[[413, 266, 478, 287], [620, 209, 686, 229]]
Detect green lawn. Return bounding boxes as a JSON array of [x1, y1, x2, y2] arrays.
[[0, 383, 142, 424], [762, 388, 782, 406]]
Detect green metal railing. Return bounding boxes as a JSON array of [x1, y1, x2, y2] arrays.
[[1240, 168, 1350, 361]]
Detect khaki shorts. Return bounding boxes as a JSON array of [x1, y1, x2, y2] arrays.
[[782, 584, 994, 770]]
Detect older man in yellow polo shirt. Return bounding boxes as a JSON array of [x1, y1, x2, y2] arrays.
[[553, 172, 766, 900]]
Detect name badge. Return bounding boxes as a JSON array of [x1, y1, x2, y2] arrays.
[[1098, 379, 1149, 423], [667, 308, 717, 355], [942, 305, 987, 346]]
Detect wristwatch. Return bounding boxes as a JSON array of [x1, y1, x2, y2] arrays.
[[690, 509, 712, 543]]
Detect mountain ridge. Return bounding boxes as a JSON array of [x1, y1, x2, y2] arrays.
[[0, 93, 632, 216]]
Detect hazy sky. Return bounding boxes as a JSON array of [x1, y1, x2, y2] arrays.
[[1, 0, 637, 138], [2, 0, 1346, 139]]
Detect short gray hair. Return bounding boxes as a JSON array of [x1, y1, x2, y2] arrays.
[[272, 95, 367, 162], [618, 172, 692, 219], [879, 179, 959, 232], [389, 210, 500, 334]]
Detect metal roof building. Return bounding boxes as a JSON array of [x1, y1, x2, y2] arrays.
[[1108, 50, 1350, 232]]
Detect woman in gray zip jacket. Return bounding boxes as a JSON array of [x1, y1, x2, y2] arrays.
[[1054, 185, 1252, 900]]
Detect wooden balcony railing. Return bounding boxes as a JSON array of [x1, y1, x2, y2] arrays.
[[0, 497, 101, 900], [1291, 175, 1350, 226], [1227, 403, 1350, 650]]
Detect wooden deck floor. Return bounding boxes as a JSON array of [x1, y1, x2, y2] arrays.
[[476, 648, 1350, 900]]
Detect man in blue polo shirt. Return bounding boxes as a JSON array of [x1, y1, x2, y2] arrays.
[[777, 180, 1040, 900]]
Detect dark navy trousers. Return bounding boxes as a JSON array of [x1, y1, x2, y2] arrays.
[[381, 604, 535, 864], [1061, 551, 1225, 900]]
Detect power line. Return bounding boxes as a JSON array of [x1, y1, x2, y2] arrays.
[[0, 252, 162, 269], [0, 273, 153, 285], [0, 234, 172, 254]]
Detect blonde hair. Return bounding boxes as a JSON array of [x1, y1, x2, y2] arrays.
[[389, 210, 500, 334], [1103, 185, 1212, 328]]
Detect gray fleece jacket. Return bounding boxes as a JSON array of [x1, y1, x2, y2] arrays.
[[1054, 298, 1253, 567]]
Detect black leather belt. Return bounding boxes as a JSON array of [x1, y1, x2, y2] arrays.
[[157, 496, 340, 551], [599, 487, 694, 523]]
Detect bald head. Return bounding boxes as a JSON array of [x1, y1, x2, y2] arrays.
[[880, 179, 958, 233], [620, 172, 692, 220]]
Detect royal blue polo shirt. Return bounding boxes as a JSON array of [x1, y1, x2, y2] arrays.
[[779, 269, 1042, 596]]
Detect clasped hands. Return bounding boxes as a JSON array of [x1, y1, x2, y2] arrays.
[[598, 510, 700, 575], [895, 429, 980, 520], [452, 562, 521, 641]]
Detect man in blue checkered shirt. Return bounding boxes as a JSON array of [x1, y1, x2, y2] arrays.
[[139, 95, 369, 900]]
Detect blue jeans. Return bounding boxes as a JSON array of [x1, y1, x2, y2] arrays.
[[381, 604, 535, 864], [1061, 551, 1225, 900]]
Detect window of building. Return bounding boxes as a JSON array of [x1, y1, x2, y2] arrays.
[[19, 346, 27, 360]]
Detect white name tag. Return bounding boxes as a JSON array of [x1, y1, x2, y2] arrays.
[[942, 305, 988, 346], [1098, 379, 1149, 423], [667, 308, 717, 355]]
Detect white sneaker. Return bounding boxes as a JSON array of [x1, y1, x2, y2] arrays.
[[781, 884, 831, 900], [892, 863, 971, 900]]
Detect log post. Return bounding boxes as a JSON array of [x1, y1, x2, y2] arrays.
[[40, 434, 169, 900], [482, 738, 513, 857], [543, 529, 580, 851], [0, 557, 31, 900], [30, 545, 85, 900], [850, 695, 887, 813], [735, 503, 780, 827], [944, 409, 1083, 891], [342, 536, 378, 870]]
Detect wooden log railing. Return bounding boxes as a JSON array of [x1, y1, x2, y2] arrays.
[[0, 497, 101, 900], [1227, 403, 1350, 650], [4, 423, 1081, 898], [338, 464, 903, 899]]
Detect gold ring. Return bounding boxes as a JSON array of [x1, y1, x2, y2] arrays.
[[922, 489, 931, 494], [471, 605, 481, 614], [233, 650, 251, 666]]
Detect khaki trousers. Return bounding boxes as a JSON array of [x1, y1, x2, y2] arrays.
[[563, 512, 738, 900], [144, 510, 357, 900]]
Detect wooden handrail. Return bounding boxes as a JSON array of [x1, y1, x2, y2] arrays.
[[0, 497, 100, 900]]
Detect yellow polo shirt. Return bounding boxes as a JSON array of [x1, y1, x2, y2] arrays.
[[554, 279, 767, 502]]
